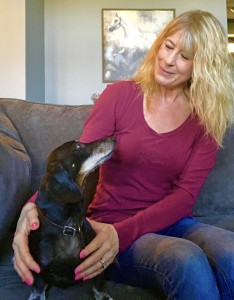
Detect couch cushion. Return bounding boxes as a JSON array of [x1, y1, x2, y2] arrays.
[[0, 99, 92, 195], [0, 108, 31, 245], [193, 127, 234, 230]]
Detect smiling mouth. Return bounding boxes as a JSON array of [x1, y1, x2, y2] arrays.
[[159, 65, 174, 75]]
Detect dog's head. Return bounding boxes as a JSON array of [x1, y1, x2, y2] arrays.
[[41, 137, 116, 203]]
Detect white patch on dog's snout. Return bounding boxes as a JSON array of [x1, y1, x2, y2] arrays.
[[80, 152, 111, 175], [79, 139, 115, 180]]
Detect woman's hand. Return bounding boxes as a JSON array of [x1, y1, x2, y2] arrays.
[[12, 202, 41, 285], [74, 219, 119, 281]]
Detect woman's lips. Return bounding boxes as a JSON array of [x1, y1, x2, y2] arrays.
[[159, 65, 174, 76]]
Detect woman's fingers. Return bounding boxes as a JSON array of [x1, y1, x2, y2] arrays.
[[75, 258, 109, 281], [13, 233, 40, 282], [75, 248, 118, 281], [13, 247, 35, 285], [75, 219, 119, 280], [80, 219, 119, 258], [12, 202, 40, 284], [25, 203, 40, 231]]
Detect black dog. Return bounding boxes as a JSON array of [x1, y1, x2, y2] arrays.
[[28, 137, 116, 300]]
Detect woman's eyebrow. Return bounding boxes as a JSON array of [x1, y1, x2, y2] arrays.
[[165, 38, 175, 45]]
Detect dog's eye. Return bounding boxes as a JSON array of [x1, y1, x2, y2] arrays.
[[71, 163, 76, 169], [76, 143, 81, 150]]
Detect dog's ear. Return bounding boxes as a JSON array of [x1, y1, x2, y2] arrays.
[[41, 162, 83, 203]]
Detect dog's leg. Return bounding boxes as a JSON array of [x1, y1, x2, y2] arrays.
[[27, 275, 47, 300], [92, 286, 114, 300], [92, 276, 114, 300], [28, 289, 46, 300]]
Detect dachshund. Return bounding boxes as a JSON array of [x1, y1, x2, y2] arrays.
[[28, 137, 116, 300]]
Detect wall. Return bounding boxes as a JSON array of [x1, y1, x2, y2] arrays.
[[0, 0, 44, 101], [0, 0, 26, 99], [26, 0, 44, 102], [44, 0, 227, 105], [0, 0, 228, 104]]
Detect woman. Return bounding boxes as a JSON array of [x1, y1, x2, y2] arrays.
[[9, 10, 234, 299]]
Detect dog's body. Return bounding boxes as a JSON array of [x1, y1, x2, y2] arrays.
[[28, 137, 115, 300]]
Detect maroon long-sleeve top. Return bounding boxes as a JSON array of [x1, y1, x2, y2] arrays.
[[79, 80, 218, 252]]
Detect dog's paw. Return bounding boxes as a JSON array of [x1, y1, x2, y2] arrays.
[[28, 293, 45, 300], [28, 288, 46, 300], [102, 296, 114, 300], [92, 286, 114, 300]]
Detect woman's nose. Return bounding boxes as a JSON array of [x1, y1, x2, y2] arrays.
[[165, 51, 177, 65]]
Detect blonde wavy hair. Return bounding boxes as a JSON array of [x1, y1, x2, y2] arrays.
[[133, 10, 234, 146]]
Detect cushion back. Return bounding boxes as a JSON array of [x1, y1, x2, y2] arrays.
[[0, 99, 92, 194]]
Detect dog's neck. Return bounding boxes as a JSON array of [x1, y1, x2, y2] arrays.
[[37, 206, 84, 237], [36, 191, 85, 231]]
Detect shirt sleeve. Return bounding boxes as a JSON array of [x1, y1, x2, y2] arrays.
[[26, 191, 38, 203], [79, 81, 134, 143], [79, 85, 117, 143], [113, 133, 219, 252]]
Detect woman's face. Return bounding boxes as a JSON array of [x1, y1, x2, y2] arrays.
[[154, 30, 193, 89]]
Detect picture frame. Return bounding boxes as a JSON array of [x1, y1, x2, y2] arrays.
[[102, 9, 175, 83], [228, 34, 234, 53]]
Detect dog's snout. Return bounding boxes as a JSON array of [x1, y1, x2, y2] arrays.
[[106, 136, 116, 146], [103, 137, 116, 151], [109, 137, 116, 143]]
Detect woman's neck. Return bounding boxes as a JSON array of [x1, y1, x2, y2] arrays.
[[156, 84, 189, 104]]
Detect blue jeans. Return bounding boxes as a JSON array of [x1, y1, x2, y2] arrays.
[[1, 218, 234, 299], [106, 217, 234, 300]]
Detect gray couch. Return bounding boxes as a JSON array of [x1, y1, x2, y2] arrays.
[[0, 98, 234, 299]]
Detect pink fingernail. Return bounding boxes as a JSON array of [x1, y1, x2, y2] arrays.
[[75, 274, 81, 281], [31, 222, 38, 229], [75, 268, 81, 275], [83, 276, 89, 281], [25, 279, 33, 286], [79, 251, 86, 259], [34, 267, 40, 274]]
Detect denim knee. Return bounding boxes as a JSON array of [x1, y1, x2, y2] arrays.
[[109, 233, 220, 300], [175, 220, 234, 299]]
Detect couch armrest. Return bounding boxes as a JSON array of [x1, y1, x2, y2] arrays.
[[0, 109, 31, 246]]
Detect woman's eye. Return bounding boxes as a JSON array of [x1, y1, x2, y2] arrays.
[[165, 43, 173, 50], [180, 54, 189, 60]]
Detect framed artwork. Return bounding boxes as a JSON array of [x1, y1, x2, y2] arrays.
[[228, 34, 234, 53], [102, 9, 175, 83]]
